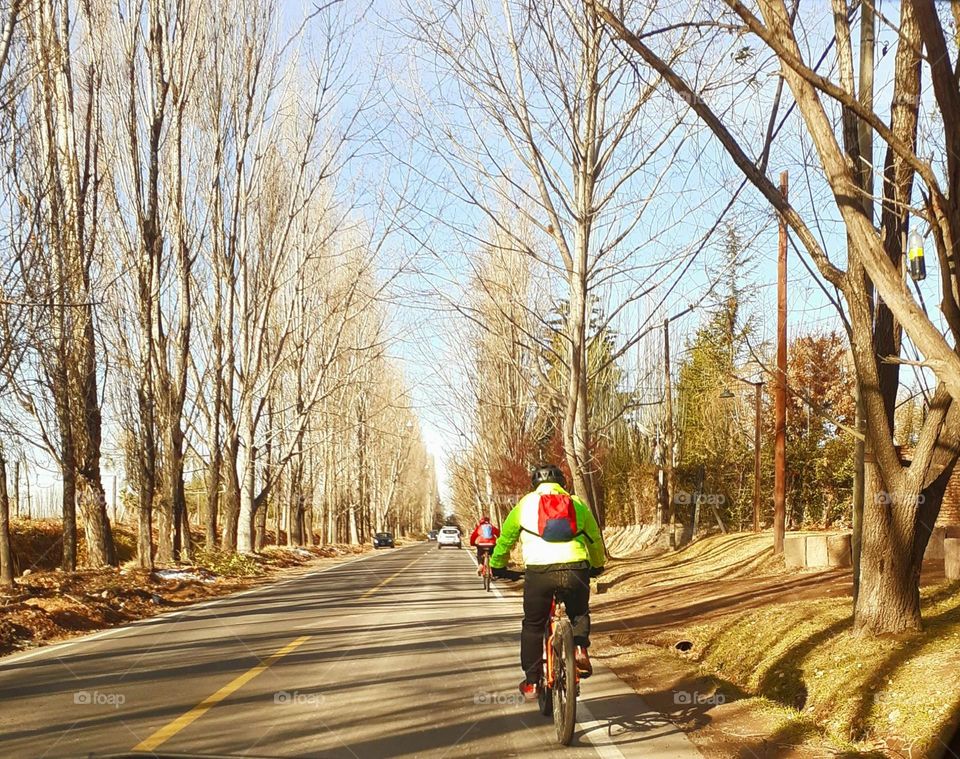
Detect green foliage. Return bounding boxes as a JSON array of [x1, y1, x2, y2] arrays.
[[782, 332, 856, 527], [672, 227, 855, 530], [894, 396, 925, 447], [674, 277, 754, 527], [532, 298, 655, 525]]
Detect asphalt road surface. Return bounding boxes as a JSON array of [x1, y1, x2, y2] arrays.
[[0, 543, 702, 758]]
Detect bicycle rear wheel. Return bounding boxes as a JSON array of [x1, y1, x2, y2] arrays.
[[482, 556, 491, 592], [551, 617, 577, 745]]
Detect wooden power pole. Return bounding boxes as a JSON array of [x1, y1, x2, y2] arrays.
[[774, 171, 788, 555], [664, 318, 676, 545], [753, 382, 762, 533]]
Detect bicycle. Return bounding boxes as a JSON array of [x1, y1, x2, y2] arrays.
[[538, 593, 577, 744], [478, 547, 494, 592], [496, 569, 579, 746]]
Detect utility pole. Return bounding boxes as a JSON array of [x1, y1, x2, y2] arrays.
[[774, 171, 788, 555], [664, 317, 676, 546], [754, 381, 762, 533], [852, 0, 876, 614]]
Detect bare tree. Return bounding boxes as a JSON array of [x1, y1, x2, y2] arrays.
[[0, 448, 13, 585], [599, 0, 960, 633], [96, 0, 205, 566], [404, 0, 728, 519], [16, 0, 116, 568]]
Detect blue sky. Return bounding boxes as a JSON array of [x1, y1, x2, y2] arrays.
[[347, 0, 947, 502]]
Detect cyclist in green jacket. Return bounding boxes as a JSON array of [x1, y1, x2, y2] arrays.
[[490, 464, 605, 701]]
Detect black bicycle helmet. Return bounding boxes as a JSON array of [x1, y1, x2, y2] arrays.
[[531, 464, 566, 489]]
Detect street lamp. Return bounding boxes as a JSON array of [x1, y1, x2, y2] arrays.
[[722, 378, 763, 533]]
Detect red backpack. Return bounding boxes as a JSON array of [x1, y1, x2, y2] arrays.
[[530, 493, 581, 543]]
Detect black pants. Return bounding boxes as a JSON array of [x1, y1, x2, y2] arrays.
[[476, 545, 494, 564], [520, 566, 591, 684]]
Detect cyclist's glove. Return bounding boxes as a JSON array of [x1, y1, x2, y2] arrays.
[[589, 566, 605, 578], [492, 566, 511, 579]]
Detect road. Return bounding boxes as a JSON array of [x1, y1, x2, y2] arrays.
[[0, 543, 702, 758]]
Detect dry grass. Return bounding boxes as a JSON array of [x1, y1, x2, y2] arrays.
[[669, 583, 960, 755], [595, 531, 960, 757]]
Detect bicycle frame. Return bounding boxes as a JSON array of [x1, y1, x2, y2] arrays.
[[543, 597, 578, 690], [477, 546, 494, 591]]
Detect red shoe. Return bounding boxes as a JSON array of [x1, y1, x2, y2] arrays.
[[575, 646, 593, 679], [519, 680, 540, 701]]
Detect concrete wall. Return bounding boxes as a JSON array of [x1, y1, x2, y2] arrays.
[[926, 525, 960, 561], [784, 533, 851, 569], [946, 538, 960, 580]]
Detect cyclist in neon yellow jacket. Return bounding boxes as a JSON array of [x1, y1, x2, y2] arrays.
[[490, 464, 605, 701]]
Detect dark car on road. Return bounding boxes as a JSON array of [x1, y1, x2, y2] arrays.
[[427, 530, 438, 541], [373, 532, 395, 548]]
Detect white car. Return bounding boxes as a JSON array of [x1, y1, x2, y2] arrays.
[[437, 526, 462, 549]]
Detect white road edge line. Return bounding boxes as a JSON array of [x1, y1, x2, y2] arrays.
[[576, 700, 629, 759], [476, 552, 626, 759], [0, 547, 394, 668]]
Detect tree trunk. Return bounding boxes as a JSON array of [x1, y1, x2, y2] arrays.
[[137, 467, 153, 569], [169, 418, 188, 563], [57, 432, 77, 570], [205, 444, 221, 549], [72, 312, 117, 569], [274, 474, 283, 546], [306, 502, 316, 546], [221, 435, 240, 550], [237, 397, 257, 553], [76, 473, 115, 568], [238, 448, 256, 554], [171, 435, 191, 563], [0, 452, 15, 586], [255, 398, 272, 552], [12, 461, 19, 520], [60, 411, 77, 572], [563, 276, 588, 503], [289, 475, 303, 546], [348, 500, 358, 545], [255, 500, 267, 551], [855, 462, 951, 633], [155, 489, 174, 564], [180, 504, 192, 561]]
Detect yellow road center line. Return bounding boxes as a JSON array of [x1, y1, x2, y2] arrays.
[[359, 553, 422, 599], [132, 635, 309, 752]]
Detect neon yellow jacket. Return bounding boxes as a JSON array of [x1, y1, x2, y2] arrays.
[[489, 483, 605, 569]]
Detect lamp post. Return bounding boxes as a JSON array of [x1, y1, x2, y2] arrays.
[[722, 379, 764, 532]]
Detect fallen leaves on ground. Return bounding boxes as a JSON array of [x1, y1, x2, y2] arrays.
[[0, 539, 372, 655]]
